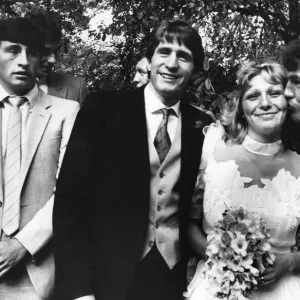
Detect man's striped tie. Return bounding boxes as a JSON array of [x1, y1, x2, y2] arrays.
[[2, 96, 26, 235], [154, 108, 173, 164]]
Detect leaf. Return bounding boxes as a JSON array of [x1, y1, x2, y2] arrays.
[[203, 58, 210, 70], [205, 78, 211, 90]]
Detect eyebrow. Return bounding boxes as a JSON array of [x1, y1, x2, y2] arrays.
[[156, 46, 171, 52], [156, 46, 192, 57], [4, 44, 21, 49], [245, 85, 282, 94]]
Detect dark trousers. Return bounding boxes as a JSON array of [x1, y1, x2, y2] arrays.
[[126, 246, 186, 300]]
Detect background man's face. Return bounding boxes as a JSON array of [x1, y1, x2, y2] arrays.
[[0, 41, 39, 95], [133, 57, 149, 87], [37, 42, 60, 80], [149, 39, 194, 103], [284, 70, 300, 123]]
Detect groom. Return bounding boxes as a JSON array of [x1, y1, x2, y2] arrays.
[[53, 19, 212, 300]]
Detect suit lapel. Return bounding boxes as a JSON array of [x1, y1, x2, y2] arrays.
[[121, 87, 150, 220], [19, 90, 52, 189], [125, 86, 150, 183], [0, 108, 3, 203], [48, 83, 67, 99], [48, 73, 67, 99], [179, 102, 206, 257]]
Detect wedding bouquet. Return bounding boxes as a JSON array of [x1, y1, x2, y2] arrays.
[[204, 207, 275, 300]]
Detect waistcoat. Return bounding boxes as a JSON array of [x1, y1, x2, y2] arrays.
[[142, 119, 182, 269]]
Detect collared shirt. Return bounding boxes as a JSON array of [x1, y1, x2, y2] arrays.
[[37, 78, 48, 94], [144, 83, 181, 143], [0, 84, 38, 156]]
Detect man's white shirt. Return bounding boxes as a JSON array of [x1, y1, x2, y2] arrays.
[[144, 83, 181, 142], [0, 84, 38, 156]]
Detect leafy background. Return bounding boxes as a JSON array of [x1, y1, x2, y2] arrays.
[[1, 0, 300, 114]]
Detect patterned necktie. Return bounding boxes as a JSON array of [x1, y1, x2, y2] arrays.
[[154, 108, 173, 164], [2, 96, 26, 235]]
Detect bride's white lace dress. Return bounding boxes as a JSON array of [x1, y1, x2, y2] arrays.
[[185, 124, 300, 300]]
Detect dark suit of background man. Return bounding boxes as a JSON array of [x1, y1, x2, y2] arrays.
[[53, 19, 212, 300], [25, 10, 89, 106]]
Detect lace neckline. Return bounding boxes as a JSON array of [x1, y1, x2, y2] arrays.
[[242, 135, 283, 156]]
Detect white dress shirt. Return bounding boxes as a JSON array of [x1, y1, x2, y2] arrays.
[[37, 78, 48, 94], [144, 84, 181, 142], [0, 84, 38, 156]]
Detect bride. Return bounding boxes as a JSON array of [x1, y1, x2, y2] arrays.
[[185, 61, 300, 300]]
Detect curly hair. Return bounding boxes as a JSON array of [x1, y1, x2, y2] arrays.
[[220, 60, 288, 143]]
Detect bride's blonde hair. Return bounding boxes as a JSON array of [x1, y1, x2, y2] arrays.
[[220, 60, 287, 143]]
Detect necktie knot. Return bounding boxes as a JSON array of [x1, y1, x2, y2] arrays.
[[8, 96, 27, 109], [161, 108, 173, 119]]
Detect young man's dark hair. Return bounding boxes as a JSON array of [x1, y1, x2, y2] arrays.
[[24, 9, 62, 44], [0, 17, 44, 52], [281, 39, 300, 72], [24, 9, 89, 105], [146, 19, 205, 73]]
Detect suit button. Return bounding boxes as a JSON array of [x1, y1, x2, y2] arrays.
[[159, 172, 165, 178], [157, 205, 162, 211], [148, 240, 154, 247], [158, 190, 163, 195], [0, 202, 2, 208]]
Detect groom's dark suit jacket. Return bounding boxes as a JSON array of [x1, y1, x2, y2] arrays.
[[53, 87, 212, 300]]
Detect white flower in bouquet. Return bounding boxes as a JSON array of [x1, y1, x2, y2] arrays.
[[203, 207, 275, 299]]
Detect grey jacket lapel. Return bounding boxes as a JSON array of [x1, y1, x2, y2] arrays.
[[48, 84, 67, 99], [0, 108, 3, 226], [19, 90, 52, 189]]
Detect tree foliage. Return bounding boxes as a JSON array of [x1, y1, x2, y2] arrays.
[[1, 0, 300, 102], [75, 0, 297, 111], [103, 0, 300, 88]]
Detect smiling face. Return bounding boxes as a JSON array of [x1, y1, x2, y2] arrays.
[[0, 41, 39, 95], [242, 72, 287, 143], [149, 39, 194, 106]]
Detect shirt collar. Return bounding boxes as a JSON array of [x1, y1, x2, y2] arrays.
[[0, 84, 38, 107], [144, 83, 181, 117]]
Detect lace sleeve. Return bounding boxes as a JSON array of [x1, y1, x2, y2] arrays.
[[191, 121, 226, 220]]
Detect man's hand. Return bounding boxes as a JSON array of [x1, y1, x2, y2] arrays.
[[0, 239, 28, 278]]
